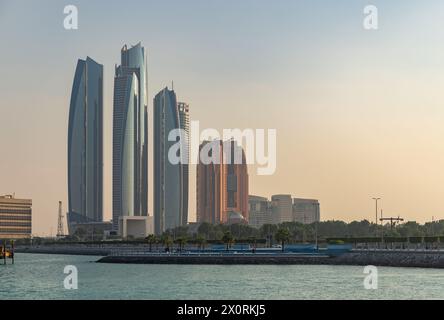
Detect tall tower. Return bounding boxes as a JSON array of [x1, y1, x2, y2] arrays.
[[196, 140, 249, 224], [67, 57, 103, 228], [224, 140, 249, 222], [57, 201, 65, 238], [153, 87, 187, 234], [112, 43, 148, 231], [178, 102, 190, 227], [196, 140, 225, 224]]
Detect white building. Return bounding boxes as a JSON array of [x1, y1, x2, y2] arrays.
[[119, 216, 154, 239]]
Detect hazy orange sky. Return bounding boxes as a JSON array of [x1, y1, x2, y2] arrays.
[[1, 1, 444, 236]]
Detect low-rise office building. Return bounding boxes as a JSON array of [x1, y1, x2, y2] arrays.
[[292, 198, 320, 224], [271, 194, 293, 224], [0, 194, 32, 239], [119, 216, 154, 239], [248, 195, 273, 228], [248, 195, 321, 226]]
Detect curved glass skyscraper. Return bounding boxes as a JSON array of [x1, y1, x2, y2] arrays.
[[153, 88, 189, 234], [68, 57, 103, 224], [113, 43, 148, 230]]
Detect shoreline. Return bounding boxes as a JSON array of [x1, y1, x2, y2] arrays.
[[97, 251, 444, 268], [15, 246, 444, 268]]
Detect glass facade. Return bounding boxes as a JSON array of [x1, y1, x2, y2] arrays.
[[68, 57, 103, 224], [113, 43, 148, 231], [153, 88, 188, 234]]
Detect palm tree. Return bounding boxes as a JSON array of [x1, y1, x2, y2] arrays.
[[249, 236, 257, 253], [196, 235, 206, 251], [146, 234, 156, 252], [222, 231, 235, 251], [275, 227, 290, 252], [161, 234, 173, 252], [176, 237, 188, 252]]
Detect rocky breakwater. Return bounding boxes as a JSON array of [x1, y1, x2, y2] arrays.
[[330, 250, 444, 268]]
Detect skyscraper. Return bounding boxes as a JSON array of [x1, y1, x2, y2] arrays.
[[196, 140, 249, 224], [196, 140, 225, 224], [68, 57, 103, 225], [153, 88, 188, 234], [112, 43, 148, 230], [178, 102, 190, 226], [225, 140, 249, 222]]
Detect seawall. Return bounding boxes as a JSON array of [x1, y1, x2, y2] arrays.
[[15, 246, 444, 268], [15, 246, 111, 256], [97, 250, 444, 268]]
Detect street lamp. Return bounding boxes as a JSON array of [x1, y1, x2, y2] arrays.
[[372, 198, 381, 225], [312, 202, 319, 250]]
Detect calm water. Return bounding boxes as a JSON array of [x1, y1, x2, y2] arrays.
[[1, 253, 444, 299]]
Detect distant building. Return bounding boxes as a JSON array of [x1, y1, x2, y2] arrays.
[[0, 195, 32, 239], [226, 211, 248, 225], [153, 87, 188, 234], [196, 140, 249, 224], [119, 216, 154, 239], [248, 195, 272, 228], [271, 194, 293, 224], [67, 57, 103, 228], [292, 198, 320, 224]]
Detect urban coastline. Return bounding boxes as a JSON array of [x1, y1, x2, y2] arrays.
[[14, 234, 444, 268], [2, 41, 444, 272]]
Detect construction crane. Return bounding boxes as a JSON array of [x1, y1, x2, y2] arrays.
[[379, 216, 404, 229], [56, 201, 65, 238]]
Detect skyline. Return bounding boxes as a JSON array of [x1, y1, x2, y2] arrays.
[[2, 1, 444, 236]]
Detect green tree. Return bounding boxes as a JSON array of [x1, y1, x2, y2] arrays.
[[175, 237, 188, 252], [222, 231, 235, 251], [275, 227, 290, 252], [161, 234, 173, 252], [196, 235, 206, 250], [198, 222, 213, 239], [146, 234, 156, 252]]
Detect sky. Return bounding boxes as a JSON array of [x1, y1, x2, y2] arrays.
[[1, 0, 444, 236]]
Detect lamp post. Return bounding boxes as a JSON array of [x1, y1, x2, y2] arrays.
[[372, 198, 381, 225], [312, 202, 319, 250]]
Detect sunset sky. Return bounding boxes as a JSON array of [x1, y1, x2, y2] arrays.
[[2, 0, 444, 236]]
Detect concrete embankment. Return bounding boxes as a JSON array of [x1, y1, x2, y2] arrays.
[[15, 246, 111, 256], [15, 246, 444, 268], [97, 254, 331, 265], [97, 250, 444, 268]]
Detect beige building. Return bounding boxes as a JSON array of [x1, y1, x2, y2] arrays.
[[292, 198, 320, 224], [248, 195, 272, 228], [0, 194, 32, 239], [271, 194, 293, 224]]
